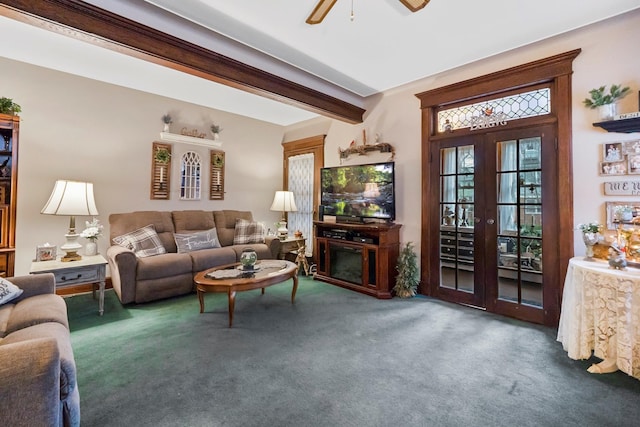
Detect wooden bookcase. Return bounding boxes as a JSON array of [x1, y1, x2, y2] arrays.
[[313, 221, 401, 299], [0, 113, 19, 277]]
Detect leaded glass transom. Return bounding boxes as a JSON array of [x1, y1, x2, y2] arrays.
[[437, 88, 551, 133]]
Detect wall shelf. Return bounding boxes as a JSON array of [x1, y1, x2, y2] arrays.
[[160, 132, 222, 147], [593, 117, 640, 133]]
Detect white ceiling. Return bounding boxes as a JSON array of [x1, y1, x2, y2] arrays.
[[2, 0, 640, 125]]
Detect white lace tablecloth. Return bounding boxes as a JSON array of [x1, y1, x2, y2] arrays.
[[557, 257, 640, 379]]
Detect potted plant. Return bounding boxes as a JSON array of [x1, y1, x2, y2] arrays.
[[583, 84, 631, 121], [161, 114, 172, 132], [393, 242, 419, 298], [211, 124, 222, 140], [0, 97, 21, 115]]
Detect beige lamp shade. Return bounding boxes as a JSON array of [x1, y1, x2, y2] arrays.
[[41, 180, 98, 261], [41, 180, 98, 217], [270, 191, 298, 213]]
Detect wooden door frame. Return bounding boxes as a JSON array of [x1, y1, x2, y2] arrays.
[[282, 135, 325, 245], [416, 49, 580, 326]]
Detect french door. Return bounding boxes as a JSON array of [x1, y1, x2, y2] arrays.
[[431, 125, 558, 324]]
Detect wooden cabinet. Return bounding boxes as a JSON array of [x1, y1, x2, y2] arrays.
[[0, 114, 18, 277], [313, 221, 401, 299]]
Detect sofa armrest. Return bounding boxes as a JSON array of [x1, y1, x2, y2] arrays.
[[107, 245, 137, 304], [265, 236, 281, 259], [9, 273, 55, 303], [0, 338, 61, 427]]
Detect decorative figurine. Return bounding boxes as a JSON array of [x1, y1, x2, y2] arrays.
[[608, 245, 627, 270]]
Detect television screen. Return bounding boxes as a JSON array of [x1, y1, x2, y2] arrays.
[[321, 161, 395, 222]]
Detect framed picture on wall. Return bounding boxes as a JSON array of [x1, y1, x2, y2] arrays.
[[603, 142, 624, 162], [623, 140, 640, 155], [600, 160, 627, 176], [605, 201, 640, 230], [629, 154, 640, 174]]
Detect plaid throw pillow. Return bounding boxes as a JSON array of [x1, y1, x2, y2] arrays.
[[113, 224, 167, 258], [233, 219, 266, 245]]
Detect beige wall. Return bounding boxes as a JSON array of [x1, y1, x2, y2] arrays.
[[0, 59, 286, 275], [285, 9, 640, 261], [3, 9, 639, 276]]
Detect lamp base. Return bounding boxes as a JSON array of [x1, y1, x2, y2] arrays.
[[61, 232, 83, 262], [275, 220, 288, 240], [61, 251, 82, 262]]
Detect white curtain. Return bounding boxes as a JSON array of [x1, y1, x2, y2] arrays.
[[288, 153, 314, 256]]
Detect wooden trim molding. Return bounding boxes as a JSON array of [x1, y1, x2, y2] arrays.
[[0, 0, 365, 124]]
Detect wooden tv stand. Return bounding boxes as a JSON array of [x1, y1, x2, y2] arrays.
[[313, 221, 401, 299]]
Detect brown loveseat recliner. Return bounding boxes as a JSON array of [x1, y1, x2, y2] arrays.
[[107, 210, 281, 304], [0, 273, 80, 427]]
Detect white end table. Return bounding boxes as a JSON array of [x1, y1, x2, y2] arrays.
[[30, 254, 108, 315]]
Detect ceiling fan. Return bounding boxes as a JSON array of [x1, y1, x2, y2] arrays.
[[306, 0, 430, 25]]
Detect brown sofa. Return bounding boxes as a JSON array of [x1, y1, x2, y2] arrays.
[[0, 273, 80, 427], [107, 210, 281, 304]]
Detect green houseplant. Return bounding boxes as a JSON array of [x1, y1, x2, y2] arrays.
[[0, 97, 21, 115], [393, 242, 419, 298], [583, 84, 631, 120]]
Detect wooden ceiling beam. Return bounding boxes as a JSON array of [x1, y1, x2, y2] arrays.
[[0, 0, 365, 124]]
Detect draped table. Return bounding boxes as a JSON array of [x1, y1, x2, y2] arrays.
[[557, 257, 640, 379]]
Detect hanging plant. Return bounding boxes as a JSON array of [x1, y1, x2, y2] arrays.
[[154, 147, 171, 164], [393, 242, 419, 298], [0, 97, 21, 115]]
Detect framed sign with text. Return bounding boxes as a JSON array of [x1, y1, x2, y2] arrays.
[[603, 180, 640, 196]]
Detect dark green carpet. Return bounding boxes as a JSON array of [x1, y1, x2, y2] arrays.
[[66, 277, 640, 427]]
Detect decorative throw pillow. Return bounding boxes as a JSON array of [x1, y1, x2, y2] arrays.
[[0, 277, 23, 306], [174, 228, 221, 253], [113, 224, 167, 258], [233, 219, 266, 245]]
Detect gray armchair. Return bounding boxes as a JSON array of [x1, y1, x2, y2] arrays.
[[0, 273, 80, 427]]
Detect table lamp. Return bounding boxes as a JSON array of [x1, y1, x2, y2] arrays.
[[41, 180, 98, 261], [270, 190, 297, 240]]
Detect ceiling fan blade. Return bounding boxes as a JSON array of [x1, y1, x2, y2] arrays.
[[399, 0, 430, 12], [306, 0, 338, 25]]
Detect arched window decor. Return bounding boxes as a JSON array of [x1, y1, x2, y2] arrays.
[[180, 151, 201, 200]]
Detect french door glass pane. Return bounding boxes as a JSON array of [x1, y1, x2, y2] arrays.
[[440, 145, 474, 293], [496, 137, 542, 307]]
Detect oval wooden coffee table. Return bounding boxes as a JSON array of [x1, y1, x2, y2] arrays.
[[194, 260, 298, 327]]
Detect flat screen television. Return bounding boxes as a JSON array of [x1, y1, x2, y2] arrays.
[[320, 161, 395, 223]]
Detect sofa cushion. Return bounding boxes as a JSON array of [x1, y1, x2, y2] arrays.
[[0, 278, 23, 306], [110, 211, 176, 253], [136, 252, 193, 281], [5, 293, 69, 335], [214, 210, 254, 246], [174, 228, 221, 253], [189, 247, 238, 272], [0, 304, 14, 338], [172, 210, 215, 233], [233, 219, 266, 245], [113, 224, 167, 258]]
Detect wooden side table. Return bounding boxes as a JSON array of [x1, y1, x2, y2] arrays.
[[30, 254, 108, 315], [277, 237, 306, 259]]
